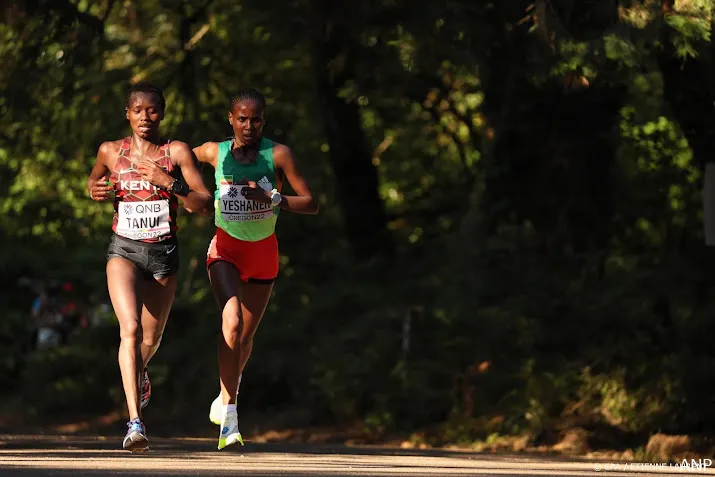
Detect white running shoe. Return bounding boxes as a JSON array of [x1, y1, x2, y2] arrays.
[[209, 394, 223, 425], [122, 418, 149, 453], [218, 410, 243, 450], [209, 374, 242, 425]]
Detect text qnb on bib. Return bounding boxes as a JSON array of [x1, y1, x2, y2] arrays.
[[115, 199, 171, 240]]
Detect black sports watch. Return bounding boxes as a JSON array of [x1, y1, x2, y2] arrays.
[[169, 179, 189, 197]]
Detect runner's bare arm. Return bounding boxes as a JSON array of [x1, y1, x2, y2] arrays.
[[192, 142, 219, 168], [273, 144, 319, 214], [171, 142, 212, 214], [87, 142, 114, 201]]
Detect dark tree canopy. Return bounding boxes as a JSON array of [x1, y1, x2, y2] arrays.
[[2, 0, 714, 451]]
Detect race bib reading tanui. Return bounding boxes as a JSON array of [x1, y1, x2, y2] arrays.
[[219, 177, 273, 222], [116, 200, 171, 240]]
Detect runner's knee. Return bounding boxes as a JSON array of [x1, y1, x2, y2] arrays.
[[120, 320, 142, 341], [142, 331, 162, 349], [221, 299, 241, 331]]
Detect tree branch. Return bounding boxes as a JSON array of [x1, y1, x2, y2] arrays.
[[101, 0, 116, 22]]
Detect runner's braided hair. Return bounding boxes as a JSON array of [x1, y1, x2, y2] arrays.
[[229, 88, 266, 112], [126, 82, 166, 112]]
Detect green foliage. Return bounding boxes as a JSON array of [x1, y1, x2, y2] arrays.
[[665, 1, 713, 59], [3, 0, 715, 450]]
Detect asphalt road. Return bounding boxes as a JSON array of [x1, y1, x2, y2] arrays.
[[0, 435, 712, 477]]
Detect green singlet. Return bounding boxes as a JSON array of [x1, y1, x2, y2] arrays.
[[214, 137, 280, 242]]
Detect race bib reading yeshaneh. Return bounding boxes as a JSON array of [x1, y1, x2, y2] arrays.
[[218, 178, 273, 222]]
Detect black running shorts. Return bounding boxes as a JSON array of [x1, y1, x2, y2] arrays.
[[107, 234, 180, 280]]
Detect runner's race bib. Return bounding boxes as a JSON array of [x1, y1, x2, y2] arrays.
[[116, 200, 171, 240], [219, 179, 273, 222]]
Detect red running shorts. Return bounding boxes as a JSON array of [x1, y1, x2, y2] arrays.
[[206, 227, 279, 284]]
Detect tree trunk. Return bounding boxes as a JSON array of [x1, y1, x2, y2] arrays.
[[312, 20, 392, 258]]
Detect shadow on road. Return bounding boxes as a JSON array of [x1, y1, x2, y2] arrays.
[[0, 435, 674, 477], [0, 434, 576, 461]]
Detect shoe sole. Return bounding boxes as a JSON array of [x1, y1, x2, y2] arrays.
[[123, 433, 149, 453], [218, 433, 244, 450]]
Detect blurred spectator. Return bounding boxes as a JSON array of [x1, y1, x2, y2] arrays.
[[31, 285, 63, 349], [29, 280, 91, 349]]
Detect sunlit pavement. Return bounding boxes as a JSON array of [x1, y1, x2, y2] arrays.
[[0, 435, 712, 476]]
